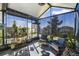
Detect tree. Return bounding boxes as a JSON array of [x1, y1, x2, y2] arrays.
[[48, 16, 63, 36], [42, 25, 50, 36], [12, 20, 18, 38], [21, 27, 27, 36]]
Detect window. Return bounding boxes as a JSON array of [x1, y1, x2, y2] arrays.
[[4, 15, 28, 44], [75, 3, 79, 43], [31, 20, 37, 38], [27, 20, 32, 39], [76, 3, 79, 34], [39, 17, 51, 36], [40, 7, 72, 18], [57, 12, 75, 37], [39, 12, 75, 38], [76, 4, 79, 11], [51, 7, 72, 16]]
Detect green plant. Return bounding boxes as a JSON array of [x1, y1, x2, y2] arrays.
[[47, 35, 53, 41], [66, 32, 75, 49], [48, 16, 62, 36], [12, 20, 18, 37]]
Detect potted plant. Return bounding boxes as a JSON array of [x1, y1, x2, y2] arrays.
[[63, 32, 76, 55], [66, 32, 75, 49]]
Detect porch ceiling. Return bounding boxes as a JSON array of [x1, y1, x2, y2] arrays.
[[7, 3, 76, 18], [0, 4, 2, 10]]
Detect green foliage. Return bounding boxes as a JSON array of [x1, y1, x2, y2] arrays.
[[16, 27, 27, 37], [12, 20, 18, 38], [47, 35, 53, 41], [11, 20, 27, 38], [48, 16, 62, 36], [20, 27, 27, 36], [12, 20, 17, 32], [41, 16, 62, 36], [42, 25, 50, 36], [66, 32, 75, 49]]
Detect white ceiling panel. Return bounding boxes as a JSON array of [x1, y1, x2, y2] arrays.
[[0, 3, 2, 10], [8, 3, 49, 17], [8, 3, 76, 18], [50, 3, 76, 9]]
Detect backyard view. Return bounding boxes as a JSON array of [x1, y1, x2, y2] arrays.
[[4, 15, 37, 45], [4, 15, 28, 44], [40, 8, 75, 39]]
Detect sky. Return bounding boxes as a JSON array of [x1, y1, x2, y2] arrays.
[[40, 7, 75, 29], [40, 7, 72, 18], [5, 15, 31, 28], [4, 7, 75, 29]]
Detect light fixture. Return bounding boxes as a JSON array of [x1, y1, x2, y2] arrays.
[[38, 3, 45, 6]]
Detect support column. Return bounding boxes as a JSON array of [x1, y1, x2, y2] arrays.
[[2, 3, 7, 45], [37, 24, 39, 37]]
